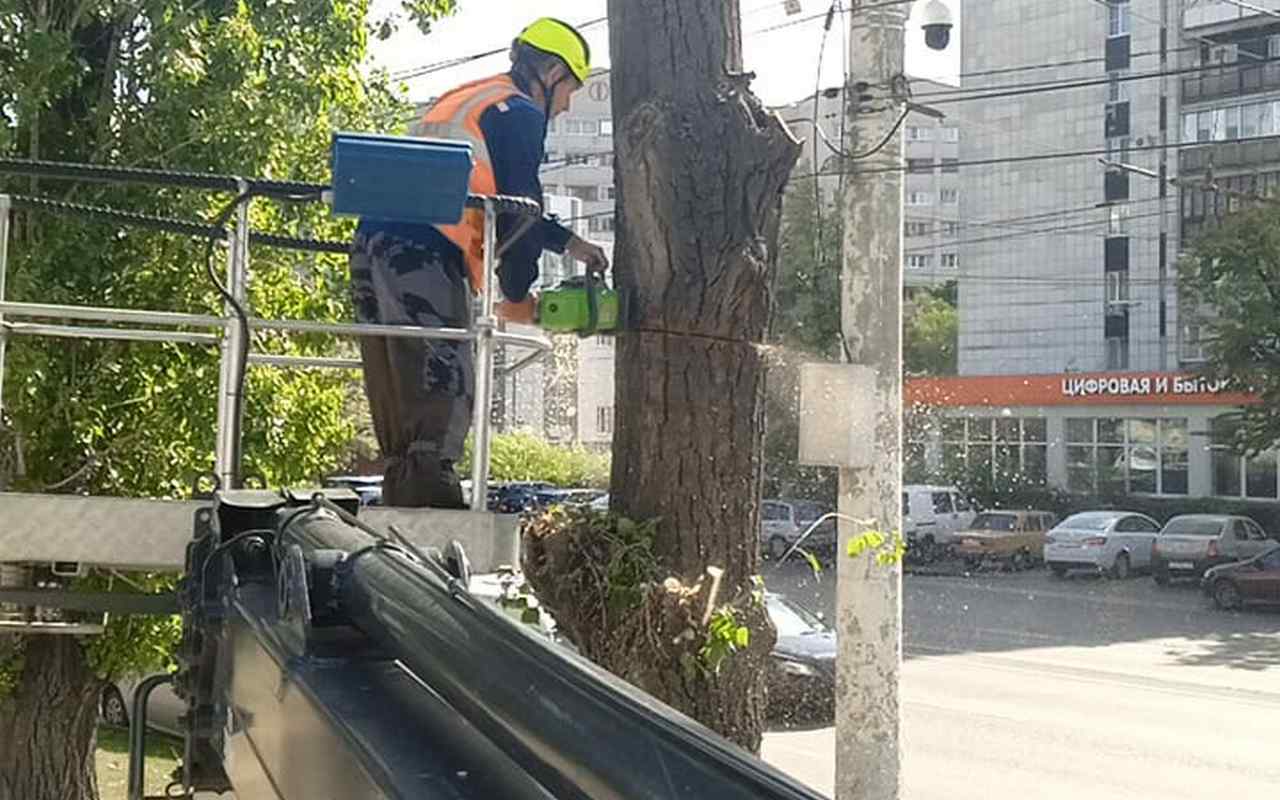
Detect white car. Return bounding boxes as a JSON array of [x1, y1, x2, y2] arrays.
[[1043, 511, 1161, 579], [902, 484, 976, 554], [761, 499, 835, 561]]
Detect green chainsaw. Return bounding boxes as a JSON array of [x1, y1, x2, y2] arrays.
[[536, 271, 623, 337]]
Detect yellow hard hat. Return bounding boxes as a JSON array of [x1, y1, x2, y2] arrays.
[[516, 17, 591, 84]]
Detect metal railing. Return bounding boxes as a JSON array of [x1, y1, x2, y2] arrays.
[[0, 193, 550, 512]]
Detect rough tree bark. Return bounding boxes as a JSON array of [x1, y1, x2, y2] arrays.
[[602, 0, 798, 751], [0, 637, 102, 800]]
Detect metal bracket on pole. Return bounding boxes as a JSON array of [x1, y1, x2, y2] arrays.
[[214, 183, 251, 490], [469, 199, 498, 512]]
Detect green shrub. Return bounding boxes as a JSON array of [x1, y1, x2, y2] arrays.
[[460, 431, 610, 488]]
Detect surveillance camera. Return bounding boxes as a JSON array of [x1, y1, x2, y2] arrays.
[[921, 0, 953, 52]]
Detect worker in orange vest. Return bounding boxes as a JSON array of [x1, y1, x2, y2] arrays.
[[350, 17, 608, 509]]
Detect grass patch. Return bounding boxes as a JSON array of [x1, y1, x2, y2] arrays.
[[95, 725, 182, 800]]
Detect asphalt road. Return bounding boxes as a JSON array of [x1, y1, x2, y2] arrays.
[[761, 561, 1280, 799]]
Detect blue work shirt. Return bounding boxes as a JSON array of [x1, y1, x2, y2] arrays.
[[356, 82, 573, 303]]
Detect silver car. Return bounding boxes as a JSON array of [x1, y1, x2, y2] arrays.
[[102, 675, 184, 737], [1044, 511, 1161, 579]]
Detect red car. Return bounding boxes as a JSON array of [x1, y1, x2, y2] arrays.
[[1201, 546, 1280, 610]]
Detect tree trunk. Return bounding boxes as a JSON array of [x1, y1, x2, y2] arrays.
[[606, 0, 800, 751], [0, 637, 101, 800]]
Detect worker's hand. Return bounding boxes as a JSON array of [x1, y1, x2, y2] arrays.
[[496, 294, 539, 325], [566, 235, 609, 275]]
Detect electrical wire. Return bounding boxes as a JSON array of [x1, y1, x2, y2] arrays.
[[390, 17, 608, 81], [204, 189, 257, 489], [810, 1, 840, 275], [912, 51, 1280, 104], [803, 132, 1280, 178]]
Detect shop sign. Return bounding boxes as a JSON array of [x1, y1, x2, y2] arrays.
[[1060, 374, 1231, 398]]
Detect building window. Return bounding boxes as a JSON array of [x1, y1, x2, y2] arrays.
[[940, 188, 959, 205], [1106, 336, 1129, 369], [596, 335, 613, 347], [944, 221, 961, 236], [1107, 0, 1129, 37], [941, 158, 959, 173], [905, 221, 932, 237], [596, 406, 614, 435], [906, 254, 930, 269], [564, 119, 600, 136], [1105, 136, 1129, 162], [589, 214, 616, 233], [1108, 72, 1127, 103], [907, 158, 934, 174], [1108, 204, 1128, 235], [939, 417, 1049, 487], [600, 119, 614, 136], [601, 185, 615, 201], [566, 185, 596, 203], [941, 126, 959, 142], [906, 126, 932, 141], [941, 253, 959, 269], [1105, 271, 1129, 304], [907, 191, 933, 206], [1210, 417, 1279, 499], [1066, 417, 1188, 495]]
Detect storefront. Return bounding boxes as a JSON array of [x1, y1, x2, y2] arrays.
[[903, 371, 1273, 501]]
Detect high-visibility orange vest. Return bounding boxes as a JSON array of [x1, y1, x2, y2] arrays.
[[416, 73, 531, 295]]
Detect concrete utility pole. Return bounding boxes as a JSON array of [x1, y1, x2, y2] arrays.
[[836, 2, 907, 798]]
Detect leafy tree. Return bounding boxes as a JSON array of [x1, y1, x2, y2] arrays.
[[1180, 203, 1280, 454], [904, 285, 958, 376], [763, 174, 841, 502], [0, 2, 453, 797]]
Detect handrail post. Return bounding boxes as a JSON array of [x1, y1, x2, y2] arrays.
[[469, 199, 498, 511], [214, 183, 251, 489], [127, 672, 174, 800], [0, 195, 11, 414]]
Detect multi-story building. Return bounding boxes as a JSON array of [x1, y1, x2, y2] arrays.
[[904, 1, 1278, 501], [777, 80, 965, 288]]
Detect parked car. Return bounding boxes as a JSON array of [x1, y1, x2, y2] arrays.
[[322, 474, 383, 506], [471, 573, 834, 726], [761, 499, 835, 561], [101, 675, 184, 738], [1152, 514, 1274, 585], [1201, 545, 1280, 610], [1044, 511, 1161, 579], [903, 485, 976, 557], [954, 510, 1058, 571], [488, 481, 559, 513], [765, 593, 835, 727]]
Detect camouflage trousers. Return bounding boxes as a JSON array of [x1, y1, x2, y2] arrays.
[[350, 231, 473, 508]]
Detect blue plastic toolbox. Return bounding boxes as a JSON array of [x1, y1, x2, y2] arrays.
[[330, 132, 473, 225]]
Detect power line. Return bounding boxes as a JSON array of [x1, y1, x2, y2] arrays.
[[805, 132, 1280, 177], [904, 208, 1169, 253], [914, 52, 1280, 105], [390, 17, 608, 82]]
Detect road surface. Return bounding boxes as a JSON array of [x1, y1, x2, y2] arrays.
[[762, 562, 1280, 799]]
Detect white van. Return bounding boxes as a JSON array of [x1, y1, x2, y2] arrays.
[[903, 485, 976, 556]]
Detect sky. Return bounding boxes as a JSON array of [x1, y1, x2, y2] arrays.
[[367, 0, 962, 108]]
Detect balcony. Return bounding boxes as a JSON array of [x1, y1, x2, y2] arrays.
[[1179, 135, 1280, 174], [1182, 62, 1280, 104]]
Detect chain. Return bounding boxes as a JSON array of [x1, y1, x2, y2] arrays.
[[10, 194, 225, 239], [0, 157, 325, 198]]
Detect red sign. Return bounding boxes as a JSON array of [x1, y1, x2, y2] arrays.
[[905, 371, 1259, 408]]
